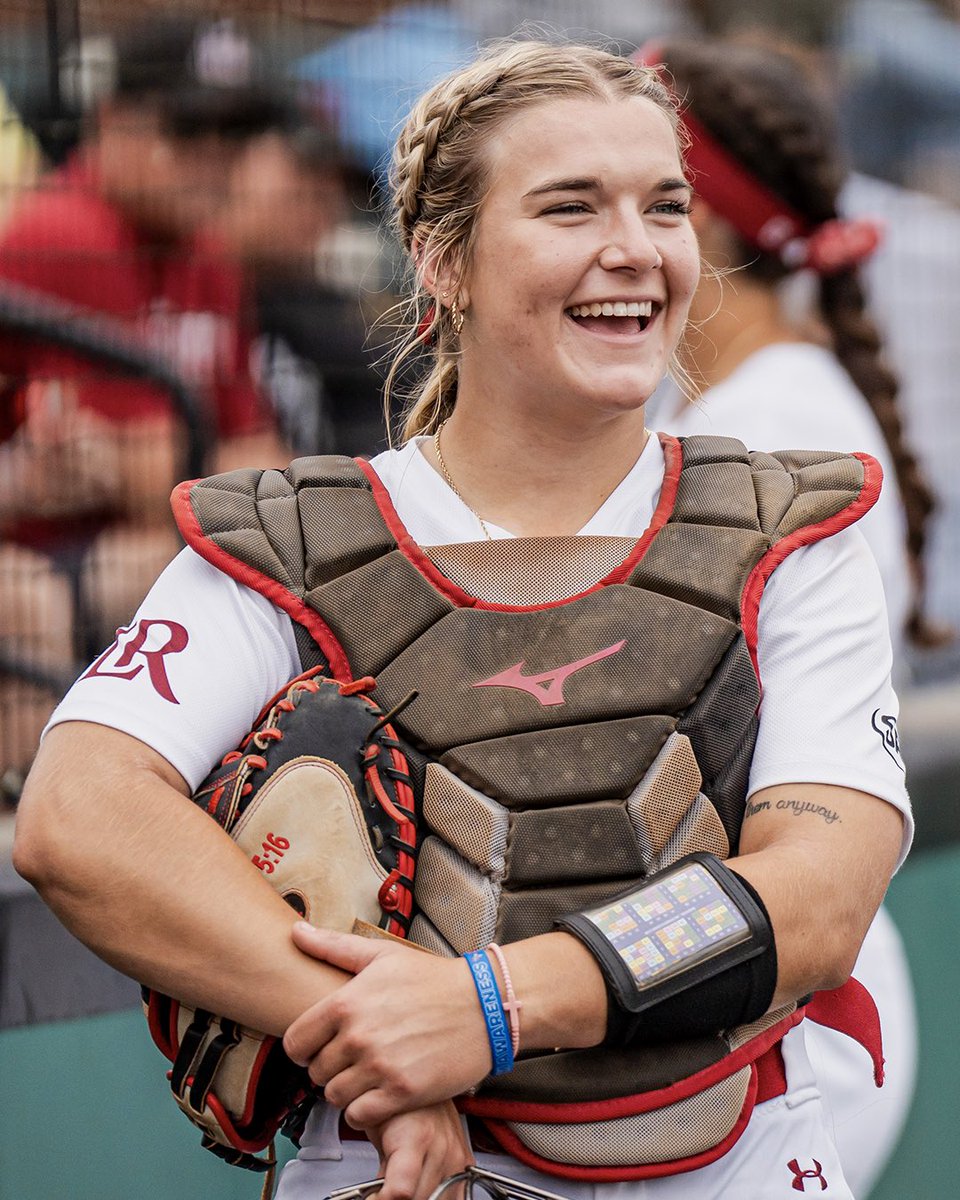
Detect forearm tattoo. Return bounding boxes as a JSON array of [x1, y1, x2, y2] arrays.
[[744, 797, 842, 825]]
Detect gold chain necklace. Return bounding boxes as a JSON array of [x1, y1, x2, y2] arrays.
[[433, 422, 494, 540]]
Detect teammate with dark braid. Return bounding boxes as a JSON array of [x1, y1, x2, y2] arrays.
[[643, 38, 931, 1195], [644, 37, 944, 656]]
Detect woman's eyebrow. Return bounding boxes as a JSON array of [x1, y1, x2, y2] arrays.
[[524, 175, 693, 199], [523, 177, 599, 198]]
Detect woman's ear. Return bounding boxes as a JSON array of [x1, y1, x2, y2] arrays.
[[416, 240, 466, 309]]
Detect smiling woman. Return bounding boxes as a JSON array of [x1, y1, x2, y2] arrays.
[[441, 92, 698, 463], [383, 44, 700, 538], [14, 37, 909, 1200]]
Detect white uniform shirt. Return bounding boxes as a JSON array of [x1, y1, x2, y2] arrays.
[[49, 432, 912, 865]]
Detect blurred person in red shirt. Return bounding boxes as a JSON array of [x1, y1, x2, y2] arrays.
[[0, 18, 293, 794]]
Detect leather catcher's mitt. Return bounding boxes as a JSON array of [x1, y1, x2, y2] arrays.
[[141, 669, 418, 1175]]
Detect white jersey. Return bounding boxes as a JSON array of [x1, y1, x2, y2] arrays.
[[47, 433, 911, 1199]]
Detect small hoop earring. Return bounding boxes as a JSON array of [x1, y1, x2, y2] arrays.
[[450, 297, 464, 335]]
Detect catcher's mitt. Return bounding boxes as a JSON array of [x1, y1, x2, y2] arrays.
[[141, 668, 419, 1176]]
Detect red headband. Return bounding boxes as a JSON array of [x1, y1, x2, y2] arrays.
[[633, 44, 882, 275]]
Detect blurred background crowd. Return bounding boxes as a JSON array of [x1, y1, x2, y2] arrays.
[[0, 2, 958, 1198], [1, 0, 959, 799]]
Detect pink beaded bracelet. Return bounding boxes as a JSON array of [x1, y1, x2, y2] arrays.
[[485, 941, 522, 1057]]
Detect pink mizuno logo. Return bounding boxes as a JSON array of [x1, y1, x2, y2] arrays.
[[472, 640, 627, 707]]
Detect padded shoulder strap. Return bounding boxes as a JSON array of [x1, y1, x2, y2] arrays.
[[630, 435, 879, 625], [172, 455, 397, 675]]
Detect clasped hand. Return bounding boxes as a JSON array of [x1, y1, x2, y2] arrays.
[[283, 923, 493, 1128]]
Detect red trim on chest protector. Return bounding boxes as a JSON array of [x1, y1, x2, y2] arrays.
[[466, 1036, 792, 1183], [463, 1007, 803, 1124], [171, 479, 354, 682], [354, 431, 683, 612], [739, 452, 882, 682], [479, 1068, 760, 1182]]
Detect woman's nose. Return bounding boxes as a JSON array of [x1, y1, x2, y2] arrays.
[[598, 217, 662, 272]]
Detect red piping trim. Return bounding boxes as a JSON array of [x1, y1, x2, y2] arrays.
[[145, 993, 176, 1061], [355, 434, 682, 613], [739, 453, 882, 681], [754, 1042, 788, 1102], [205, 1092, 277, 1154], [238, 1036, 278, 1127], [463, 1007, 803, 1122], [477, 1067, 759, 1182], [171, 479, 353, 682]]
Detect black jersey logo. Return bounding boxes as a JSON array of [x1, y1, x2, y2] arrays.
[[872, 709, 905, 772]]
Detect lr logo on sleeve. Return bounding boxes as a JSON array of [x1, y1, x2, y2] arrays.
[[871, 709, 905, 771], [82, 619, 189, 704]]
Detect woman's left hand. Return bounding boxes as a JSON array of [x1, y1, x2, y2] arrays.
[[283, 923, 492, 1126], [368, 1100, 475, 1200]]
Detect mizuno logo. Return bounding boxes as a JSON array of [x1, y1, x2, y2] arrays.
[[472, 640, 627, 707]]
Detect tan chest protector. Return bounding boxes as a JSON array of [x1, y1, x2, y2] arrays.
[[175, 433, 879, 1180]]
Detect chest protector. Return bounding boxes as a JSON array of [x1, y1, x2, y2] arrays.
[[173, 433, 881, 1181]]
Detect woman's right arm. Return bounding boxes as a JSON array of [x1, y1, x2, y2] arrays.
[[13, 719, 350, 1036], [15, 727, 475, 1200], [12, 544, 351, 1033]]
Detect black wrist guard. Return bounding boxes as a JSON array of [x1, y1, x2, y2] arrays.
[[555, 853, 777, 1046]]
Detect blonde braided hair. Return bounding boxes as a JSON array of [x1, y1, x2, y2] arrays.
[[381, 39, 679, 442]]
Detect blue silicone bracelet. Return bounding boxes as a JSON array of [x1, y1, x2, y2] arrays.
[[464, 948, 514, 1075]]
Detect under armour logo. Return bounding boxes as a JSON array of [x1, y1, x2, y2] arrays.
[[82, 619, 189, 704], [787, 1159, 828, 1192], [472, 640, 626, 707], [871, 709, 905, 771]]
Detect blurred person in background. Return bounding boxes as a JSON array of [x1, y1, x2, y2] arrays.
[[836, 0, 960, 203], [218, 116, 385, 457], [642, 38, 943, 1195], [0, 17, 292, 800]]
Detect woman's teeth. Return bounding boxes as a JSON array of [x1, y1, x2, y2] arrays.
[[568, 300, 654, 318]]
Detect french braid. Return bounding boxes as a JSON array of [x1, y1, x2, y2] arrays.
[[663, 40, 946, 646], [381, 40, 677, 442]]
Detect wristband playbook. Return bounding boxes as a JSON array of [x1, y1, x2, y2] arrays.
[[556, 853, 774, 1018]]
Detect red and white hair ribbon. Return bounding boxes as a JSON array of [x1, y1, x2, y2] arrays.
[[796, 218, 883, 275]]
